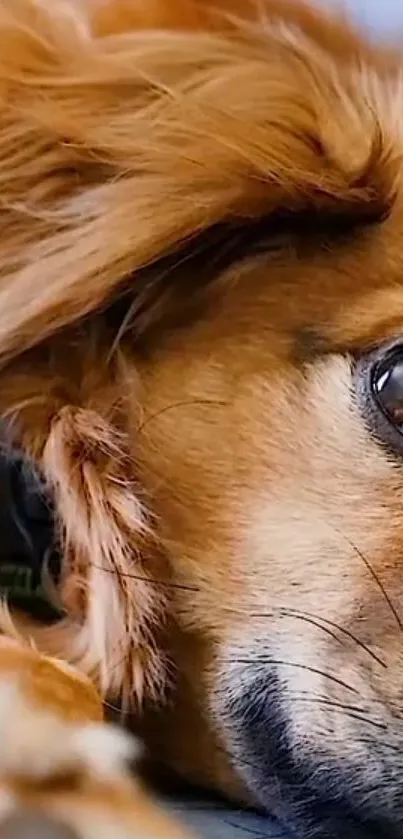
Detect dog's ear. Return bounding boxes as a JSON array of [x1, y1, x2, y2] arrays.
[[0, 0, 398, 363], [0, 403, 168, 709], [40, 406, 167, 707]]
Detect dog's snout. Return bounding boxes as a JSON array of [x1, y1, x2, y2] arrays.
[[217, 667, 403, 839]]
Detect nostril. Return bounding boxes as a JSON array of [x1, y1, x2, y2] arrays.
[[1, 812, 79, 839]]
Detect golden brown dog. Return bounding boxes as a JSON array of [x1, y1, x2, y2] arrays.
[[0, 0, 403, 837]]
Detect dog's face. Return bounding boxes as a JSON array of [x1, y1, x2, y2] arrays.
[[137, 208, 403, 838], [122, 9, 403, 837], [3, 1, 403, 837]]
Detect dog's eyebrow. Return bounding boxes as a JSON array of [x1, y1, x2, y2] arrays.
[[107, 203, 384, 354], [292, 327, 329, 364]]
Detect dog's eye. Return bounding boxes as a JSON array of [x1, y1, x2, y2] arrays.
[[355, 343, 403, 450], [372, 351, 403, 428]]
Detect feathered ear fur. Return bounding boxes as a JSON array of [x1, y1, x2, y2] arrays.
[[41, 407, 167, 708], [0, 0, 400, 708]]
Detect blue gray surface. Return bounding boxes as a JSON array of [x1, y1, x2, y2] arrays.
[[168, 799, 289, 838], [325, 0, 403, 36], [162, 2, 403, 837]]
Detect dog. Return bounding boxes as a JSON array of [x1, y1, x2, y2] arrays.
[[0, 0, 403, 837]]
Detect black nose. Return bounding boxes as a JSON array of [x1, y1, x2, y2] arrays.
[[0, 443, 63, 623]]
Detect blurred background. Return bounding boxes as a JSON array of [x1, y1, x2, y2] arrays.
[[323, 0, 403, 34]]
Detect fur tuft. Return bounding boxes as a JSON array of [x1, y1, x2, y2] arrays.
[[0, 0, 398, 364]]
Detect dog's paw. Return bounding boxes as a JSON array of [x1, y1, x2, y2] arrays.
[[0, 640, 193, 839]]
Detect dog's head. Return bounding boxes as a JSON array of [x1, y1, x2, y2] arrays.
[[1, 1, 403, 837]]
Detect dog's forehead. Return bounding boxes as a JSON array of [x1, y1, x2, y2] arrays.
[[208, 209, 403, 361], [298, 220, 403, 355]]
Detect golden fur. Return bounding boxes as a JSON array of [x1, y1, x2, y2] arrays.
[[0, 0, 402, 836]]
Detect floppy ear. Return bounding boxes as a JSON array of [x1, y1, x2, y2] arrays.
[[0, 399, 168, 709], [40, 406, 167, 707], [0, 0, 398, 365]]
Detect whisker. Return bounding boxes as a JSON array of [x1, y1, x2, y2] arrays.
[[223, 606, 342, 648], [103, 697, 123, 715], [283, 690, 381, 721], [137, 398, 228, 434], [285, 695, 387, 731], [278, 610, 342, 646], [87, 564, 200, 593], [222, 604, 386, 671], [278, 608, 386, 669], [333, 525, 403, 633], [214, 740, 269, 777], [221, 657, 359, 696], [223, 818, 281, 838]]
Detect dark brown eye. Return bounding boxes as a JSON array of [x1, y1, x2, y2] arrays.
[[354, 342, 403, 455], [372, 352, 403, 429]]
